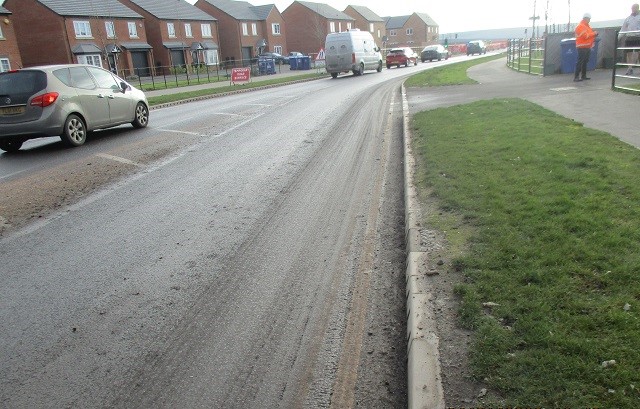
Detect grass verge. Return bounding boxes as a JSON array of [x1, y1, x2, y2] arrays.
[[412, 98, 640, 406], [147, 72, 327, 106], [404, 53, 505, 87]]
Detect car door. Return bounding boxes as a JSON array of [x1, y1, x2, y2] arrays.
[[68, 66, 110, 129], [87, 67, 132, 125]]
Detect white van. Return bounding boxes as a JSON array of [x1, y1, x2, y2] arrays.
[[325, 29, 383, 78]]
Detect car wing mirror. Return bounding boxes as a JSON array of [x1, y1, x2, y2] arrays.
[[120, 81, 128, 93]]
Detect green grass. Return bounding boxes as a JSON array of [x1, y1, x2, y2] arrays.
[[147, 72, 328, 106], [412, 98, 640, 406], [404, 53, 505, 87]]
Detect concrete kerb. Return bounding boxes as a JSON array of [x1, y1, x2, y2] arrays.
[[401, 84, 446, 409], [149, 76, 326, 110]]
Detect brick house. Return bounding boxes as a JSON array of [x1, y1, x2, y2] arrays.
[[283, 1, 354, 57], [195, 0, 287, 66], [343, 5, 385, 44], [0, 6, 22, 72], [384, 12, 439, 49], [2, 0, 152, 77], [118, 0, 219, 72]]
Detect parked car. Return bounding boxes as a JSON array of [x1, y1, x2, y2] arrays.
[[325, 30, 383, 78], [284, 51, 304, 64], [258, 52, 285, 64], [421, 44, 450, 62], [386, 47, 418, 69], [0, 64, 149, 153], [467, 40, 487, 55]]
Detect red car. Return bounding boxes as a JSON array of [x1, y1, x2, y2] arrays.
[[385, 47, 418, 68]]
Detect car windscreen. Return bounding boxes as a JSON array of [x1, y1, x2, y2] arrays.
[[0, 71, 47, 106]]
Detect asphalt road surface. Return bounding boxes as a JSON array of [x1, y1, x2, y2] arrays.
[[0, 62, 443, 408]]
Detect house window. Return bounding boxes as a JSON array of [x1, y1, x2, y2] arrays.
[[0, 58, 10, 72], [369, 23, 374, 33], [73, 21, 92, 38], [242, 23, 248, 36], [406, 28, 414, 35], [105, 21, 115, 39], [201, 23, 212, 37], [128, 22, 138, 38], [184, 23, 192, 37], [274, 45, 282, 54], [168, 23, 176, 38], [204, 49, 218, 65], [251, 23, 257, 36], [377, 29, 381, 38], [272, 23, 280, 35], [329, 22, 335, 33], [0, 24, 4, 38], [78, 54, 102, 67], [389, 29, 397, 36], [347, 23, 351, 30]]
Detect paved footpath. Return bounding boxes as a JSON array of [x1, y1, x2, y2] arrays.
[[407, 58, 639, 148]]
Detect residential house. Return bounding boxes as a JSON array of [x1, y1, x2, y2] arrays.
[[195, 0, 287, 66], [384, 13, 439, 49], [343, 5, 385, 44], [0, 6, 22, 72], [3, 0, 153, 76], [283, 1, 354, 57], [118, 0, 219, 72]]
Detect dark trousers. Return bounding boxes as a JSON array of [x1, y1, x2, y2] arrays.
[[574, 47, 591, 79]]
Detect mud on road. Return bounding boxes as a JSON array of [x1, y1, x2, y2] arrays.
[[0, 133, 201, 237]]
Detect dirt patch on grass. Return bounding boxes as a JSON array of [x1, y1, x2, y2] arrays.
[[417, 194, 488, 407]]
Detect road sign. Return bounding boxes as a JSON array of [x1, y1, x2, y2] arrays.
[[316, 48, 325, 61], [231, 67, 251, 85]]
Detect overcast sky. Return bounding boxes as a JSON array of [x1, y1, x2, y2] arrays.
[[187, 0, 632, 33]]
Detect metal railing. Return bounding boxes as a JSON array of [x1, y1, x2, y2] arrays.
[[116, 58, 290, 92], [612, 29, 640, 94], [507, 38, 545, 75]]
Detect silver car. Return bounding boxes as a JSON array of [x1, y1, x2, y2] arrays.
[[0, 64, 149, 152]]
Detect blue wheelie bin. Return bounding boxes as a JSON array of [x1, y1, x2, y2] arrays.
[[299, 56, 311, 70], [560, 38, 600, 74], [289, 56, 299, 70]]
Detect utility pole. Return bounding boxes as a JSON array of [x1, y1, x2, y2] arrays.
[[529, 0, 540, 38], [567, 0, 571, 32]]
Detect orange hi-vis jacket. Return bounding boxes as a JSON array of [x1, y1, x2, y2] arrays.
[[575, 20, 596, 48]]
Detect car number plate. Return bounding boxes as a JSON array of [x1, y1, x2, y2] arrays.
[[0, 106, 25, 116]]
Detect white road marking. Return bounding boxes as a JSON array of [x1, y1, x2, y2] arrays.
[[96, 153, 142, 167], [155, 129, 202, 136]]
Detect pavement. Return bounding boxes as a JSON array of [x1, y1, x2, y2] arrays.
[[402, 58, 639, 408], [144, 58, 638, 408]]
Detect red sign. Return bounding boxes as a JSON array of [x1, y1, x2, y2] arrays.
[[231, 67, 251, 84]]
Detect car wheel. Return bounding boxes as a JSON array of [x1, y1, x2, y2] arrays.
[[331, 72, 338, 78], [358, 62, 364, 75], [60, 114, 87, 147], [0, 139, 23, 153], [376, 61, 382, 72], [132, 102, 149, 129], [404, 60, 409, 67]]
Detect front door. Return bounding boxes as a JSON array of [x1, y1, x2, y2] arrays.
[[241, 47, 252, 66]]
